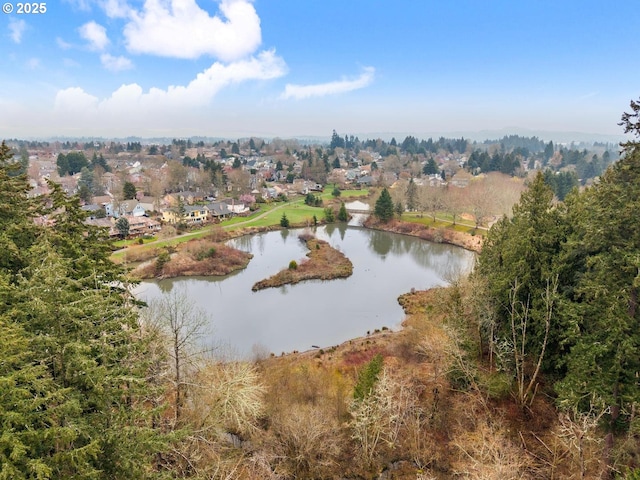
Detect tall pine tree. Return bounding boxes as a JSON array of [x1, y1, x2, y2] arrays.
[[0, 141, 169, 479]]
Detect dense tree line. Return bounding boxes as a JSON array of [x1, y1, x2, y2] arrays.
[[484, 134, 547, 153], [475, 100, 640, 476], [330, 130, 470, 156]]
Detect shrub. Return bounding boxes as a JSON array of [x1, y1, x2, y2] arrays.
[[323, 207, 335, 223], [288, 260, 298, 270], [155, 251, 170, 274], [353, 354, 383, 400], [195, 247, 217, 261]]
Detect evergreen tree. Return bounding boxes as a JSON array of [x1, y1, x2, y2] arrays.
[[353, 354, 383, 400], [374, 188, 395, 222], [423, 157, 438, 175], [280, 212, 290, 228], [0, 142, 40, 277], [115, 216, 130, 238], [337, 202, 348, 222], [330, 130, 345, 149], [555, 113, 640, 471], [477, 172, 568, 374], [406, 177, 418, 211], [395, 201, 404, 217], [323, 207, 335, 223], [0, 144, 169, 478], [122, 181, 137, 200], [78, 166, 94, 203]]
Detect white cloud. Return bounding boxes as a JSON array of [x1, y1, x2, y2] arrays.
[[56, 37, 73, 49], [78, 21, 109, 51], [101, 53, 134, 72], [55, 87, 99, 112], [123, 0, 261, 61], [55, 49, 286, 116], [9, 18, 26, 44], [281, 67, 375, 100], [101, 0, 132, 18], [63, 0, 92, 11]]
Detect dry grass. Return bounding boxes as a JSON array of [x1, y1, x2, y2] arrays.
[[155, 277, 607, 479], [133, 238, 252, 279], [365, 217, 484, 252], [251, 236, 353, 291]]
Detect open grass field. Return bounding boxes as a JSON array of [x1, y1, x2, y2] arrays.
[[319, 188, 370, 200], [237, 202, 323, 228]]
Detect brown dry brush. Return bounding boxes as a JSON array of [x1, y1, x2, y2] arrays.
[[135, 240, 252, 279], [252, 237, 353, 291]]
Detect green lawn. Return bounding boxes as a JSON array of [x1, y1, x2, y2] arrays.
[[258, 203, 324, 226], [222, 200, 324, 229], [319, 187, 370, 200]]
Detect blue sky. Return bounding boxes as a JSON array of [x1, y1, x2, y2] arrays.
[[1, 0, 639, 139]]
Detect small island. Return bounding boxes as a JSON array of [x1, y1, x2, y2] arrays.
[[252, 233, 353, 291], [133, 238, 253, 280]]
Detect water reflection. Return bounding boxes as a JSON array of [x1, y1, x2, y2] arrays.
[[368, 229, 393, 257], [135, 226, 475, 359]]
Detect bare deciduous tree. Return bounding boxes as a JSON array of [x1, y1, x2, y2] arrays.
[[143, 287, 211, 424], [509, 276, 557, 407]]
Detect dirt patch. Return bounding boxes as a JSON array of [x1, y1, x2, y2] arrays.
[[251, 234, 353, 291]]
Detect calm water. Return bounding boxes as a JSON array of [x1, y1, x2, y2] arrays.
[[133, 225, 475, 358]]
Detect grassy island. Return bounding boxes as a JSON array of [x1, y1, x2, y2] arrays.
[[252, 233, 353, 291], [132, 237, 252, 279]]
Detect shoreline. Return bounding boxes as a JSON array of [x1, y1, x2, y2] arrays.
[[362, 216, 483, 253], [251, 234, 353, 291]]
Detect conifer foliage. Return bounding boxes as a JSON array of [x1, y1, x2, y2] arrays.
[[476, 99, 640, 474], [0, 141, 167, 479], [374, 188, 395, 222]]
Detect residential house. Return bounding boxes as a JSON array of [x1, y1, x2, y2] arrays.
[[207, 201, 232, 220], [162, 205, 209, 225], [108, 199, 146, 218], [224, 200, 250, 215], [137, 195, 161, 213], [81, 204, 104, 219], [356, 175, 373, 186], [120, 215, 161, 237], [165, 190, 204, 206]]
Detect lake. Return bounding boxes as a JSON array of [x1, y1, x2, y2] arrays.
[[133, 224, 475, 359]]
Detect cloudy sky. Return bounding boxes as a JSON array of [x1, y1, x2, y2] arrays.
[[1, 0, 639, 139]]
